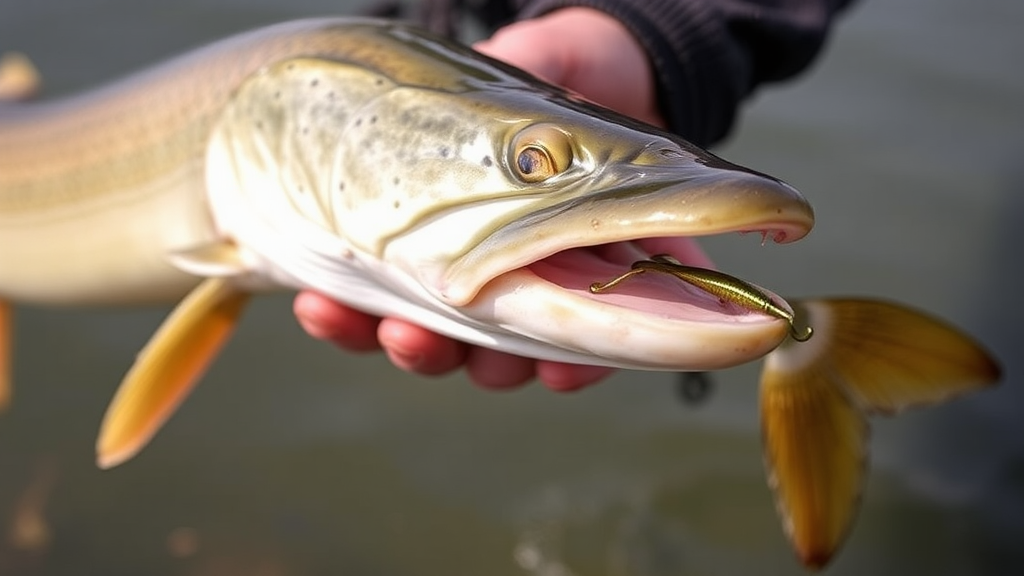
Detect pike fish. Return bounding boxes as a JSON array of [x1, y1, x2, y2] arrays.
[[0, 18, 999, 569]]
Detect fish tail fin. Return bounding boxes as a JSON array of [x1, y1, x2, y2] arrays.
[[760, 298, 1000, 569], [96, 278, 250, 469]]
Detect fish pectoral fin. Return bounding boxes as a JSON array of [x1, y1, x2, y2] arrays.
[[794, 298, 1001, 415], [760, 355, 867, 570], [0, 299, 11, 411], [167, 240, 250, 278], [96, 278, 251, 469], [759, 298, 1000, 569]]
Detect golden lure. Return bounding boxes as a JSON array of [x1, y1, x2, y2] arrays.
[[590, 254, 814, 342]]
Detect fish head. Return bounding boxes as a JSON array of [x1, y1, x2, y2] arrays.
[[353, 80, 812, 298], [365, 83, 814, 369]]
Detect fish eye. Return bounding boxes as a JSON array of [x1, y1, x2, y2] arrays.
[[510, 123, 574, 183]]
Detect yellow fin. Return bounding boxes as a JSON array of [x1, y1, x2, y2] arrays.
[[760, 354, 867, 570], [760, 298, 1000, 568], [794, 299, 1000, 414], [0, 300, 11, 411], [0, 52, 40, 101], [96, 278, 250, 469]]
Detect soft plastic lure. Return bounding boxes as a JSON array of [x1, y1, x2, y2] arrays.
[[589, 254, 814, 342]]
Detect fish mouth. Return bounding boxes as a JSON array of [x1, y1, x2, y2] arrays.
[[439, 166, 814, 308], [468, 236, 794, 371], [527, 239, 734, 319], [428, 151, 813, 369]]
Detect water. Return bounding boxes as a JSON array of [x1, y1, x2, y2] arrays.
[[0, 0, 1022, 574]]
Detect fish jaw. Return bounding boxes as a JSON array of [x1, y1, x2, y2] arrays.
[[462, 241, 795, 371]]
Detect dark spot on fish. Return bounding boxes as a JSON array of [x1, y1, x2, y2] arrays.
[[310, 79, 319, 87], [297, 184, 305, 194], [274, 91, 281, 99], [302, 126, 309, 135], [375, 78, 384, 86], [439, 146, 450, 158], [355, 118, 363, 127], [481, 155, 493, 167], [255, 120, 263, 130], [338, 182, 346, 192], [327, 91, 335, 99], [370, 115, 378, 124], [393, 177, 401, 186], [393, 199, 401, 209]]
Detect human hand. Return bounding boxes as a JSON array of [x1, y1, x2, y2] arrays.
[[474, 8, 664, 128], [294, 8, 663, 391]]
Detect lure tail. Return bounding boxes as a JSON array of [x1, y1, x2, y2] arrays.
[[759, 298, 1000, 569]]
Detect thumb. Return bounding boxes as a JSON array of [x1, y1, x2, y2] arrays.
[[473, 24, 568, 85]]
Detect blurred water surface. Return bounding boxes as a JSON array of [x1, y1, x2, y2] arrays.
[[0, 1, 1021, 574]]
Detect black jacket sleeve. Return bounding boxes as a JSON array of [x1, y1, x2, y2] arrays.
[[466, 0, 854, 147]]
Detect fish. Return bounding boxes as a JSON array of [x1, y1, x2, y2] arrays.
[[0, 17, 999, 569]]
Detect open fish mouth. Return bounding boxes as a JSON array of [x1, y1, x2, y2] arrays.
[[526, 238, 769, 323], [469, 236, 794, 371], [433, 160, 816, 311], [390, 148, 817, 370]]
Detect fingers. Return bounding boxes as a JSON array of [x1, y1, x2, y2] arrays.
[[465, 347, 536, 389], [295, 292, 612, 391], [377, 318, 468, 376], [537, 362, 615, 392], [375, 318, 606, 392], [295, 291, 470, 373], [293, 291, 381, 352], [463, 348, 614, 392]]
